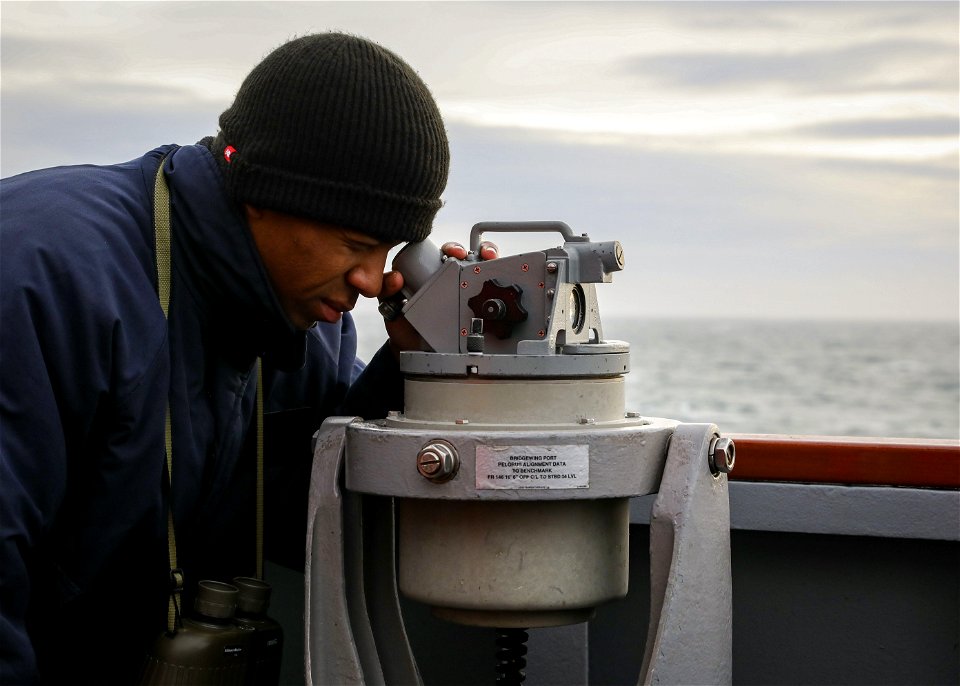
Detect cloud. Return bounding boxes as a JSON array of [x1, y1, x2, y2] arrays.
[[0, 86, 223, 177], [437, 121, 957, 255], [1, 1, 956, 322], [434, 120, 957, 322], [814, 154, 957, 182], [620, 38, 958, 95], [0, 32, 237, 105], [0, 33, 120, 76], [661, 0, 955, 35], [789, 116, 959, 139]]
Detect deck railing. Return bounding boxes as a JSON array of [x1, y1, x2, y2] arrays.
[[726, 434, 960, 488]]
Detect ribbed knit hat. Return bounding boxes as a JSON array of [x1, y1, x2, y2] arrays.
[[211, 33, 448, 243]]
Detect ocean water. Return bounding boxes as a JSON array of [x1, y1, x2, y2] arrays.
[[353, 309, 959, 440], [605, 317, 959, 440]]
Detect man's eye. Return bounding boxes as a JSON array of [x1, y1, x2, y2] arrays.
[[345, 240, 375, 252]]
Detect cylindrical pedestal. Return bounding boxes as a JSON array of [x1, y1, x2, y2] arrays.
[[394, 370, 631, 628], [398, 497, 629, 628], [403, 376, 626, 426]]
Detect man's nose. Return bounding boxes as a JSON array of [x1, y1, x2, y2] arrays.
[[347, 254, 387, 298]]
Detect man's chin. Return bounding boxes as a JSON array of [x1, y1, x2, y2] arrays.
[[294, 313, 337, 331]]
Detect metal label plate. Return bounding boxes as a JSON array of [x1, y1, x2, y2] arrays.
[[475, 444, 589, 490]]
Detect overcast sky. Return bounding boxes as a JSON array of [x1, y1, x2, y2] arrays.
[[2, 1, 957, 322]]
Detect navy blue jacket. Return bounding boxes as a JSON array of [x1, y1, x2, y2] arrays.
[[0, 144, 402, 683]]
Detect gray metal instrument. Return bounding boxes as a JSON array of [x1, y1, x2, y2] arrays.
[[306, 221, 734, 685]]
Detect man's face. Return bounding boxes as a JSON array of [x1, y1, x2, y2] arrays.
[[245, 206, 398, 330]]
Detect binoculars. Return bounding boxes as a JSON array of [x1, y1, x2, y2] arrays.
[[140, 577, 282, 686]]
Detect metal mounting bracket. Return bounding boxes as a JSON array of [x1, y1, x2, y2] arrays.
[[305, 419, 732, 685], [304, 417, 421, 686], [640, 423, 733, 685]]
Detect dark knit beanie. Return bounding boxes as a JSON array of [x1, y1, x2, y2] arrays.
[[211, 33, 448, 243]]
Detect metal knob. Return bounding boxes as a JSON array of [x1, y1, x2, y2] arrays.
[[416, 440, 460, 483], [708, 436, 735, 475], [482, 298, 507, 319]]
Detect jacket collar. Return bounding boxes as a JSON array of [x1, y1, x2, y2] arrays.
[[162, 144, 306, 370]]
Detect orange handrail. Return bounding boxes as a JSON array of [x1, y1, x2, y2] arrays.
[[725, 434, 960, 488]]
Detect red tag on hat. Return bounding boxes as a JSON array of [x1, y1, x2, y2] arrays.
[[224, 146, 237, 163]]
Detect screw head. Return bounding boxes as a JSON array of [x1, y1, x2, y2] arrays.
[[416, 441, 460, 482], [546, 262, 558, 274]]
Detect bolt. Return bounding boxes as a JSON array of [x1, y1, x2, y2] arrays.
[[546, 262, 558, 274], [577, 417, 596, 425], [625, 411, 642, 418], [547, 289, 555, 299], [416, 441, 460, 482], [709, 436, 736, 475]]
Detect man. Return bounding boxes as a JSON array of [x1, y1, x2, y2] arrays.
[[0, 33, 491, 683]]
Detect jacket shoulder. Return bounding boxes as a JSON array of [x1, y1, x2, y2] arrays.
[[1, 150, 173, 393]]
